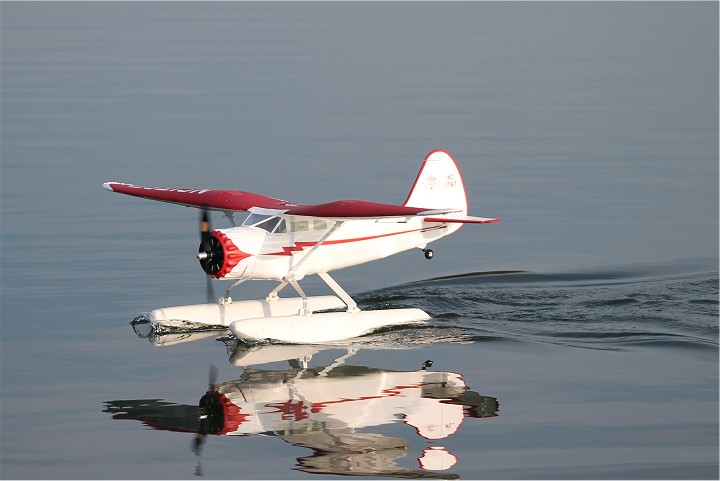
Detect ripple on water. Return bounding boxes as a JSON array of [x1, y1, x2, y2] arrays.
[[356, 262, 718, 351]]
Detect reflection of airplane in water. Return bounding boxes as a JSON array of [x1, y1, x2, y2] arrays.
[[104, 346, 498, 478]]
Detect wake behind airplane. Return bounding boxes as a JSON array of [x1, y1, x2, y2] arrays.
[[103, 150, 499, 343]]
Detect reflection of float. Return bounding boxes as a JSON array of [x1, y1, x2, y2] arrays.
[[104, 346, 498, 478]]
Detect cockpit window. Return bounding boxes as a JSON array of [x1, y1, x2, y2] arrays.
[[242, 214, 287, 234], [243, 213, 271, 227], [243, 214, 329, 234], [254, 216, 281, 233]]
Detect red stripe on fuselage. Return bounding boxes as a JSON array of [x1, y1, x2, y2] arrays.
[[263, 226, 445, 256]]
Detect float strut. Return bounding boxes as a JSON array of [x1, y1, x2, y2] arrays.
[[285, 276, 310, 315], [266, 280, 289, 301], [222, 279, 246, 305], [318, 272, 360, 313]]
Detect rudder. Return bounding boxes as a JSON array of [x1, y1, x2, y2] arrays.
[[403, 150, 468, 215]]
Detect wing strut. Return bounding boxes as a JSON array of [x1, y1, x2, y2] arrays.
[[287, 221, 344, 277], [270, 221, 361, 315]]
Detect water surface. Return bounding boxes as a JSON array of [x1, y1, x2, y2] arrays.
[[1, 3, 717, 479]]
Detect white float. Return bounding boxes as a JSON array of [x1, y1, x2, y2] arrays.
[[149, 295, 346, 330], [148, 293, 429, 344], [228, 308, 429, 344]]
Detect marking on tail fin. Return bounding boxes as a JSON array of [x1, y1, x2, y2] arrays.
[[425, 175, 440, 190]]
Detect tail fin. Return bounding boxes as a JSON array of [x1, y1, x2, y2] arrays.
[[404, 150, 468, 215]]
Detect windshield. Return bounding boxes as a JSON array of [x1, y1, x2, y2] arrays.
[[242, 214, 286, 234]]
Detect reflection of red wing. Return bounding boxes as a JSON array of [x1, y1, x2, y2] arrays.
[[102, 182, 294, 212]]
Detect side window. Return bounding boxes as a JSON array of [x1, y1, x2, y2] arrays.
[[273, 219, 287, 234], [290, 220, 309, 232], [313, 220, 328, 231]]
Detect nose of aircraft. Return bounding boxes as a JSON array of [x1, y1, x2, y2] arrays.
[[197, 231, 226, 276], [198, 229, 253, 278], [196, 209, 256, 278]]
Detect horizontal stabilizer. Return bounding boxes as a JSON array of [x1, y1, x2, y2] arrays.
[[423, 215, 500, 224]]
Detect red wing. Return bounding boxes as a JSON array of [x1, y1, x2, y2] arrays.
[[102, 182, 294, 212], [284, 200, 451, 218], [103, 182, 471, 219]]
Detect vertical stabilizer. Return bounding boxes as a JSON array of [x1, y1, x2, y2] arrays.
[[404, 150, 468, 216]]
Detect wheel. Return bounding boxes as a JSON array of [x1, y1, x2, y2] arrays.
[[424, 249, 434, 260]]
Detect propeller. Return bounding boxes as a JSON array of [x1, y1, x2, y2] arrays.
[[199, 209, 212, 254], [198, 209, 219, 302]]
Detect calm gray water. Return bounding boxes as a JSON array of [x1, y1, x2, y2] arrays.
[[1, 3, 718, 479]]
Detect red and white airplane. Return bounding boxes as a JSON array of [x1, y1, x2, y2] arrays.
[[104, 150, 499, 343]]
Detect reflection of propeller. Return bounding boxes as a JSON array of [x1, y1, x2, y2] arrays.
[[208, 364, 218, 390], [194, 364, 221, 456], [197, 210, 218, 302]]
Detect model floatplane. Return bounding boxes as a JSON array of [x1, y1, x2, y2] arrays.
[[104, 150, 499, 343]]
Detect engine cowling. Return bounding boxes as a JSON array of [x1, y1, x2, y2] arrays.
[[198, 229, 255, 279]]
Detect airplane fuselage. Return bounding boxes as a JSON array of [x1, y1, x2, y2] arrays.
[[209, 213, 463, 281]]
